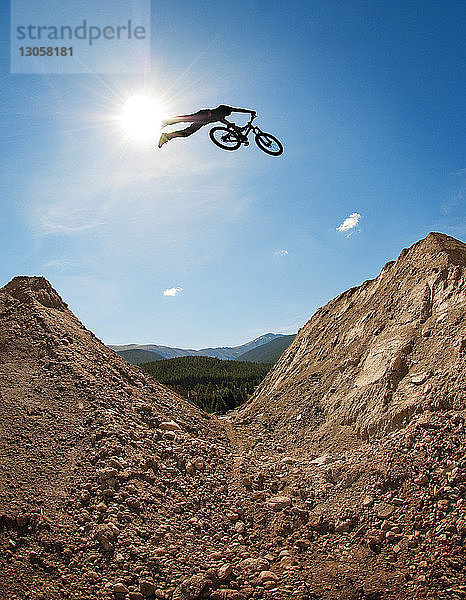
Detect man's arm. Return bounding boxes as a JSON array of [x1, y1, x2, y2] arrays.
[[231, 107, 256, 116]]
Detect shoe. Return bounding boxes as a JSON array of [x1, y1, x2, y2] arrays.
[[158, 133, 170, 148]]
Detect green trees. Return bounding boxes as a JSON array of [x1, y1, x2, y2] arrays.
[[139, 356, 271, 413]]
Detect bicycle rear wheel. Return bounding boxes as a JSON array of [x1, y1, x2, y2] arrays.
[[209, 127, 242, 151], [255, 132, 283, 156]]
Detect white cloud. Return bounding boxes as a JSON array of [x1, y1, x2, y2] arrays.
[[42, 258, 86, 272], [275, 249, 288, 256], [163, 287, 183, 297], [336, 212, 361, 232]]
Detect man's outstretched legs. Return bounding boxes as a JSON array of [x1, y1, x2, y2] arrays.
[[158, 122, 204, 147], [161, 110, 210, 127]]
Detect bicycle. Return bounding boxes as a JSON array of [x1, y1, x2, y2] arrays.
[[209, 115, 284, 156]]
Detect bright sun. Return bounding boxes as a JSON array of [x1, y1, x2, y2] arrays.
[[121, 95, 165, 141]]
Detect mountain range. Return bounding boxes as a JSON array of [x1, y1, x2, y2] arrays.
[[237, 334, 296, 363], [109, 332, 295, 364], [116, 348, 165, 364]]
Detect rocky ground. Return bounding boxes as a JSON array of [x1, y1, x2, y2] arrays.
[[222, 406, 466, 599], [1, 233, 466, 600]]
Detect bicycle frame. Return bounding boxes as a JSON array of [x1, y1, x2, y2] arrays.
[[223, 116, 261, 143]]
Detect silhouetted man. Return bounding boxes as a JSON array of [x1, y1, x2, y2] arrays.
[[158, 104, 256, 147]]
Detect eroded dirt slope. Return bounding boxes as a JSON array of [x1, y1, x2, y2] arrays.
[[244, 232, 466, 444], [0, 277, 237, 599]]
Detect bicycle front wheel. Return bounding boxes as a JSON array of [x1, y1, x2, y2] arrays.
[[255, 132, 283, 156], [209, 127, 242, 151]]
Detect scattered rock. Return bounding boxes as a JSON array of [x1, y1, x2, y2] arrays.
[[310, 453, 335, 466], [239, 557, 270, 573], [234, 521, 246, 533], [259, 570, 279, 583], [113, 582, 129, 595], [217, 563, 233, 580], [266, 496, 291, 511], [160, 420, 182, 432], [139, 580, 158, 597], [411, 372, 429, 385], [375, 502, 395, 519]]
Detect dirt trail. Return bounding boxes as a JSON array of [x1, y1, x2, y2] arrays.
[[218, 415, 250, 486]]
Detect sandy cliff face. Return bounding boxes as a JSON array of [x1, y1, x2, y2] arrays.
[[244, 233, 466, 443]]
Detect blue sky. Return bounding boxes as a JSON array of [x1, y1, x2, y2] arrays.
[[1, 1, 465, 348]]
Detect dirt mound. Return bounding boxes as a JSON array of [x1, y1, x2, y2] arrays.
[[0, 276, 238, 600], [243, 232, 466, 442], [227, 232, 466, 599]]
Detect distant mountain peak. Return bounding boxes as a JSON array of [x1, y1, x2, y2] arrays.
[[110, 332, 293, 362]]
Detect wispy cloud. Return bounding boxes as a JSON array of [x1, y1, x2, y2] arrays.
[[336, 212, 361, 234], [163, 286, 183, 296], [275, 249, 288, 256], [441, 167, 466, 215], [42, 258, 86, 272], [24, 124, 250, 261]]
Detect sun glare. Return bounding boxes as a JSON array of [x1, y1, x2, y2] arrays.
[[121, 95, 165, 141]]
